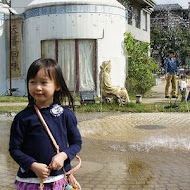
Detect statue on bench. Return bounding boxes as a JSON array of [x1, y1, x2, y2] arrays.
[[99, 60, 130, 105]]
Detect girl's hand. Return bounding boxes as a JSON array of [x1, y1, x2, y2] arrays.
[[30, 162, 51, 179], [48, 152, 68, 171]]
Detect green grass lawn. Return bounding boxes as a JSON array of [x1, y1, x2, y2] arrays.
[[75, 102, 190, 113], [0, 95, 189, 114], [0, 96, 28, 102]]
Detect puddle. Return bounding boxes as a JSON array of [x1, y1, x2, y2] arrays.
[[135, 125, 166, 130], [127, 160, 154, 186]]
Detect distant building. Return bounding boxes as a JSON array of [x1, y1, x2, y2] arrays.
[[151, 3, 190, 29], [118, 0, 155, 43], [0, 0, 155, 96]]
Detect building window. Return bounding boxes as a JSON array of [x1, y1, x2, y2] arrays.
[[128, 6, 132, 25], [58, 40, 76, 91], [134, 8, 141, 28], [142, 11, 147, 31], [41, 39, 96, 92]]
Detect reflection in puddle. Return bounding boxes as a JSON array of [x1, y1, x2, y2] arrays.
[[127, 160, 154, 187]]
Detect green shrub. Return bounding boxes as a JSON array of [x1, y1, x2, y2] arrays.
[[124, 33, 158, 95]]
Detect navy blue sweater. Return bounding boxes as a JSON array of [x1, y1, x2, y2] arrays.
[[9, 104, 82, 178]]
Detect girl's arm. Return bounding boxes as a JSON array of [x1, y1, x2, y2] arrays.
[[63, 110, 82, 162], [30, 162, 50, 178], [9, 114, 37, 172], [48, 152, 68, 171], [164, 58, 168, 74]]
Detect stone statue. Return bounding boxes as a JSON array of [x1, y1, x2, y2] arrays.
[[99, 60, 130, 105]]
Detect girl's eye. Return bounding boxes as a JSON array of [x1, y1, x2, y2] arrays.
[[29, 81, 35, 84], [42, 81, 48, 84]]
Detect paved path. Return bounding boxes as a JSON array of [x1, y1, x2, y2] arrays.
[[140, 77, 174, 104], [1, 78, 190, 190], [77, 112, 190, 190], [1, 111, 190, 190]]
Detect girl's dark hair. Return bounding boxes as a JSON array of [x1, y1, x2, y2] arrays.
[[27, 58, 74, 109]]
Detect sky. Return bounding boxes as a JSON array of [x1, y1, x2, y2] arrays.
[[155, 0, 189, 8]]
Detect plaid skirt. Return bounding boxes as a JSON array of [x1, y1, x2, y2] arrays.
[[14, 177, 67, 190]]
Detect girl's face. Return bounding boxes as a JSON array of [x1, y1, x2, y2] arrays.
[[28, 68, 60, 108]]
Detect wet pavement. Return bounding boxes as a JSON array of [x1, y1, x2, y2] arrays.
[[1, 79, 190, 190], [1, 112, 190, 190]]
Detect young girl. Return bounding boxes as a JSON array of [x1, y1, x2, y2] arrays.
[[179, 74, 187, 102], [9, 58, 82, 189]]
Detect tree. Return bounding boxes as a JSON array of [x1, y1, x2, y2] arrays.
[[1, 0, 10, 5], [124, 32, 158, 95], [151, 27, 190, 66]]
